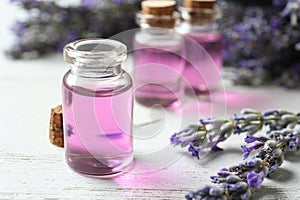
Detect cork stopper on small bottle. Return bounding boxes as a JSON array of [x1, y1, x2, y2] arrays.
[[184, 0, 216, 9], [142, 0, 176, 15], [49, 105, 64, 148], [140, 0, 177, 28], [182, 0, 216, 24]]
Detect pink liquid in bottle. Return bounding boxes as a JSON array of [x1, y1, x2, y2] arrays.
[[133, 40, 185, 107], [62, 39, 133, 177], [184, 30, 223, 95], [62, 80, 133, 177]]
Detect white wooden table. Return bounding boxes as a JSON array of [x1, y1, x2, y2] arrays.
[[1, 2, 300, 200]]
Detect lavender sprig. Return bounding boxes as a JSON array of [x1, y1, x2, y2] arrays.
[[186, 128, 300, 200], [170, 109, 300, 159]]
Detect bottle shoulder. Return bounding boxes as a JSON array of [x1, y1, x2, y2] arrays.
[[176, 23, 222, 42], [134, 29, 184, 48], [63, 70, 132, 96]]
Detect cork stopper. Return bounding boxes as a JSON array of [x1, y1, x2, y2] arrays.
[[184, 0, 216, 9], [49, 105, 64, 148], [139, 0, 177, 28], [142, 0, 176, 15]]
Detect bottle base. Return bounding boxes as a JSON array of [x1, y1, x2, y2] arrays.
[[66, 153, 134, 178], [135, 95, 180, 108], [185, 86, 218, 96]]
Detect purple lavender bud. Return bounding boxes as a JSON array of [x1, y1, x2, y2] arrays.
[[263, 110, 280, 116], [199, 118, 214, 125], [170, 134, 178, 146], [241, 145, 251, 159], [244, 135, 259, 143], [185, 192, 194, 200], [217, 168, 230, 176], [241, 144, 261, 160], [243, 143, 264, 159], [196, 185, 211, 194], [170, 127, 198, 147], [233, 181, 248, 192], [11, 21, 27, 37], [245, 135, 269, 143], [226, 175, 241, 183], [209, 187, 224, 196], [246, 158, 262, 167], [245, 160, 256, 167], [233, 114, 246, 121], [268, 163, 279, 175], [211, 175, 219, 183], [247, 171, 264, 189], [240, 188, 252, 200], [188, 145, 200, 159]]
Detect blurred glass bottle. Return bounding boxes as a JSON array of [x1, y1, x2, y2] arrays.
[[176, 0, 223, 95], [133, 0, 185, 107]]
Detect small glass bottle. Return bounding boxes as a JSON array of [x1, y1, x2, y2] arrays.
[[176, 0, 223, 95], [62, 39, 134, 177], [133, 0, 185, 107]]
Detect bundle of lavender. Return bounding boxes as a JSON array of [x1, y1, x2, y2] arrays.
[[171, 109, 300, 200]]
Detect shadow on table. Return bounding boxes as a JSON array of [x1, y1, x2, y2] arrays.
[[284, 152, 300, 163], [178, 147, 243, 165], [252, 185, 287, 199], [268, 168, 294, 183]]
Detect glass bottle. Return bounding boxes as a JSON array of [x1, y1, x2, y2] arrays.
[[176, 0, 223, 95], [62, 39, 134, 177], [133, 0, 185, 107]]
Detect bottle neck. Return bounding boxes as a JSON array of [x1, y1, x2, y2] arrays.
[[179, 6, 221, 25], [70, 63, 122, 78], [64, 39, 127, 79]]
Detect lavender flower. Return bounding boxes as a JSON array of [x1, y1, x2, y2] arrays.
[[171, 120, 234, 159], [244, 135, 268, 143], [171, 109, 300, 159], [185, 128, 300, 200], [241, 143, 263, 159], [246, 171, 264, 188], [185, 185, 228, 200]]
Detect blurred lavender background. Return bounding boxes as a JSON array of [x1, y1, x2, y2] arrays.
[[6, 0, 141, 59], [219, 0, 300, 88], [5, 0, 300, 88]]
